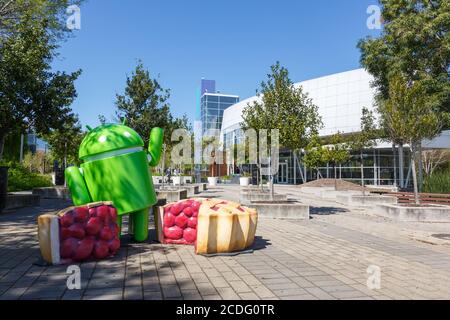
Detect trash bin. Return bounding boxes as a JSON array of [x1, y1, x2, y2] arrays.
[[0, 166, 9, 213], [54, 168, 65, 186]]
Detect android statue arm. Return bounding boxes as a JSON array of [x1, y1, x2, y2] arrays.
[[65, 167, 92, 206], [147, 127, 164, 167]]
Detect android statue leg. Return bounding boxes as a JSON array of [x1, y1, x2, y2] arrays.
[[117, 215, 123, 236], [132, 208, 149, 242], [128, 215, 134, 235]]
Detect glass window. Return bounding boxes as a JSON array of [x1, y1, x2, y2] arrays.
[[207, 109, 220, 116], [207, 96, 219, 103], [206, 102, 219, 109], [219, 97, 239, 104]]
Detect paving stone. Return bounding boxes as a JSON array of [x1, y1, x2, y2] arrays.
[[181, 289, 202, 300], [202, 294, 222, 300], [239, 292, 260, 300], [228, 281, 252, 293], [216, 287, 241, 300], [208, 276, 229, 288], [161, 284, 182, 298], [144, 291, 163, 300], [124, 286, 143, 300], [197, 281, 219, 296]]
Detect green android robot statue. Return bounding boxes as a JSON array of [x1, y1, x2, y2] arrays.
[[65, 124, 163, 242]]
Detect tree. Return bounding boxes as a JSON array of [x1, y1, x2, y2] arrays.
[[23, 150, 52, 174], [303, 134, 328, 179], [114, 62, 174, 146], [422, 149, 450, 176], [0, 12, 81, 159], [42, 114, 85, 167], [106, 61, 191, 172], [323, 133, 351, 191], [349, 108, 378, 196], [358, 0, 449, 113], [379, 73, 447, 204], [241, 62, 322, 193], [358, 0, 450, 189], [1, 0, 83, 43]]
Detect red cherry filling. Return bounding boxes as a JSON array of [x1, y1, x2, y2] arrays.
[[58, 204, 121, 263], [162, 200, 200, 245]]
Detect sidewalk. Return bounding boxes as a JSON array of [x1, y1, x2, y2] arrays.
[[0, 186, 449, 300]]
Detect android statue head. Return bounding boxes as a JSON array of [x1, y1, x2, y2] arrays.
[[65, 123, 164, 242]]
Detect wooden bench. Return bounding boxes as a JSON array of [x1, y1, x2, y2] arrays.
[[385, 192, 450, 206]]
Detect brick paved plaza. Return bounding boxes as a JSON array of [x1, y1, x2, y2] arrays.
[[1, 185, 450, 300]]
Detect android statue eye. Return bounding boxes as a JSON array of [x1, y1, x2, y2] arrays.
[[99, 135, 107, 143], [123, 131, 131, 138]]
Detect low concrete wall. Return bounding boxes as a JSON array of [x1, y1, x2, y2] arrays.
[[196, 183, 207, 192], [240, 192, 288, 205], [5, 194, 40, 210], [299, 187, 335, 197], [32, 187, 71, 200], [157, 189, 188, 203], [336, 194, 398, 207], [374, 204, 450, 222], [184, 185, 200, 197], [320, 190, 361, 200], [250, 202, 310, 220]]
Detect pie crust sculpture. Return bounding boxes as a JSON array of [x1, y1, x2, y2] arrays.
[[156, 198, 258, 254], [38, 202, 121, 265]]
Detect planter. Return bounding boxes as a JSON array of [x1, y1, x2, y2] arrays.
[[208, 177, 218, 186], [336, 194, 397, 207], [172, 176, 182, 186], [374, 203, 450, 223], [251, 202, 310, 220], [240, 177, 250, 187], [0, 166, 9, 213]]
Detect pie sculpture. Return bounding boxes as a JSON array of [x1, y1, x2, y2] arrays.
[[156, 198, 258, 254], [38, 202, 121, 265]]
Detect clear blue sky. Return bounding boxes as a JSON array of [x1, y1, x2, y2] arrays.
[[52, 0, 382, 128]]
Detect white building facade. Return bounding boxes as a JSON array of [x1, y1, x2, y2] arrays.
[[220, 69, 450, 187]]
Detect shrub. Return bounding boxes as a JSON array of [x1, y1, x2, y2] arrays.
[[5, 162, 52, 192], [423, 169, 450, 194]]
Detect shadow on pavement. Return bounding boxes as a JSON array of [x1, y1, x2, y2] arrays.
[[310, 206, 349, 216], [251, 236, 271, 251]]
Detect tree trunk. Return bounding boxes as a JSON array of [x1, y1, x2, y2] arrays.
[[361, 151, 365, 197], [418, 144, 423, 193], [392, 144, 397, 188], [410, 143, 420, 205], [398, 144, 405, 189], [334, 165, 337, 191], [0, 134, 5, 160]]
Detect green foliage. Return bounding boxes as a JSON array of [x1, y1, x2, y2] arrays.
[[241, 62, 322, 150], [303, 134, 327, 169], [323, 133, 351, 166], [423, 169, 450, 194], [22, 151, 52, 174], [358, 0, 449, 116], [1, 131, 25, 162], [109, 61, 191, 151], [0, 0, 84, 44], [379, 73, 446, 146], [350, 107, 378, 152], [42, 114, 85, 166], [0, 3, 82, 159], [5, 162, 52, 192]]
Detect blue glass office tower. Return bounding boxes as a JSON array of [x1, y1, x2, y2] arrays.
[[198, 79, 239, 135]]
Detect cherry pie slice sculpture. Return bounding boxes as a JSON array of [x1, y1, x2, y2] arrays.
[[156, 198, 258, 254], [38, 202, 121, 265]]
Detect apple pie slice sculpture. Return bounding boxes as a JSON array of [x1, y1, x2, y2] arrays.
[[156, 198, 258, 254]]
